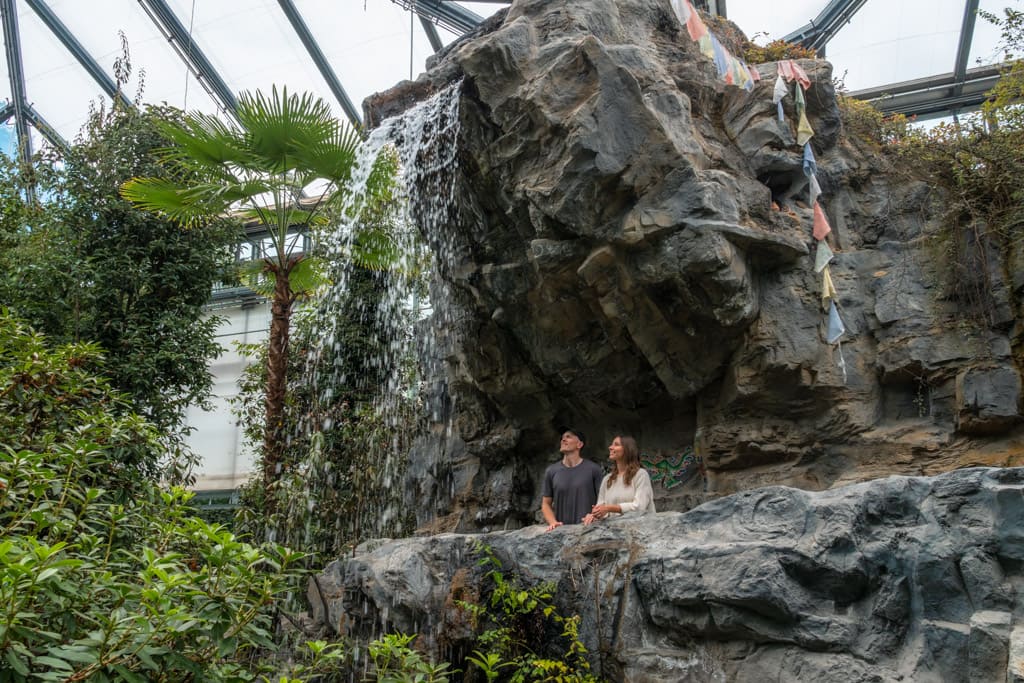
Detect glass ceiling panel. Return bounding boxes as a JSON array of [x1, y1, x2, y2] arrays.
[[826, 0, 962, 91], [290, 0, 455, 122], [26, 0, 220, 139], [161, 0, 356, 125], [729, 0, 823, 43], [17, 2, 111, 142]]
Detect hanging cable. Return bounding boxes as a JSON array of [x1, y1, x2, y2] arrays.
[[409, 7, 414, 80], [183, 0, 197, 110]]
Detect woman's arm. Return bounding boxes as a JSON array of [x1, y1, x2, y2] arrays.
[[584, 475, 611, 524]]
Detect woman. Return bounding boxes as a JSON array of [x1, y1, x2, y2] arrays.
[[582, 435, 655, 524]]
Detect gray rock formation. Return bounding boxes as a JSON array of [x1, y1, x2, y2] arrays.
[[314, 467, 1024, 682], [365, 0, 1024, 531]]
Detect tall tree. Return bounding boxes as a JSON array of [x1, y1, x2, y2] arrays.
[[0, 101, 235, 482], [121, 87, 396, 507]]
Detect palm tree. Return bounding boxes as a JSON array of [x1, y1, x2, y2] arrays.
[[122, 87, 397, 510]]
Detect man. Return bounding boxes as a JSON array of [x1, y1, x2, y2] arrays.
[[541, 428, 604, 531]]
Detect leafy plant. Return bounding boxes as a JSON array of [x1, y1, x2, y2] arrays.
[[0, 311, 348, 681], [367, 633, 454, 683], [0, 93, 235, 484], [837, 95, 913, 148], [743, 37, 817, 64], [457, 544, 602, 683]]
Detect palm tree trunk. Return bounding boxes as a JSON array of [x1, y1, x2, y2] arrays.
[[263, 264, 292, 513]]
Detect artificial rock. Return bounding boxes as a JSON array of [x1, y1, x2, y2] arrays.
[[366, 0, 1024, 530], [314, 467, 1024, 682]]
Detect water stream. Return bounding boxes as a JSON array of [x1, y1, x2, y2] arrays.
[[282, 81, 464, 552]]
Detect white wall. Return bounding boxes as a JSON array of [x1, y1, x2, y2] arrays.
[[186, 299, 270, 491]]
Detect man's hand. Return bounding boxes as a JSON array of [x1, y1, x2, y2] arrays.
[[545, 520, 563, 532]]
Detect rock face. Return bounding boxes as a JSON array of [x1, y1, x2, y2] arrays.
[[365, 0, 1024, 531], [314, 467, 1024, 682]]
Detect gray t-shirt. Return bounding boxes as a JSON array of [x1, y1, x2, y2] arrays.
[[542, 459, 604, 525]]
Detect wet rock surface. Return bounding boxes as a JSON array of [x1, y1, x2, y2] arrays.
[[365, 0, 1024, 529], [314, 467, 1024, 682]]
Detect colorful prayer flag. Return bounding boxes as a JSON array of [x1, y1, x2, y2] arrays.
[[813, 201, 832, 240], [808, 174, 821, 206], [778, 60, 811, 90], [827, 300, 845, 343], [803, 142, 817, 177], [814, 239, 834, 273], [821, 266, 839, 310], [797, 110, 814, 146]]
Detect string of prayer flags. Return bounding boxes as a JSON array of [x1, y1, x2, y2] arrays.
[[671, 0, 708, 41], [802, 142, 817, 177], [812, 201, 832, 240], [814, 239, 834, 273], [821, 266, 839, 310], [770, 56, 851, 382], [670, 0, 760, 92]]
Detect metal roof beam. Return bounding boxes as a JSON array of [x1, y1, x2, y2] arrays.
[[390, 0, 483, 36], [1, 0, 32, 160], [953, 0, 980, 96], [26, 0, 132, 109], [849, 63, 1003, 120], [0, 102, 13, 123], [783, 0, 869, 53], [25, 103, 69, 154], [136, 0, 238, 115], [276, 0, 361, 127], [419, 15, 443, 52]]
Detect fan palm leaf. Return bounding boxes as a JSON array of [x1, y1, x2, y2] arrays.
[[237, 87, 340, 174]]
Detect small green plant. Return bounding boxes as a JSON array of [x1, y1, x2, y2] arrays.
[[367, 633, 454, 683], [458, 543, 602, 683]]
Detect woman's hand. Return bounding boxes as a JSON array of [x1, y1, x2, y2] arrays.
[[590, 504, 618, 517], [582, 513, 597, 525]]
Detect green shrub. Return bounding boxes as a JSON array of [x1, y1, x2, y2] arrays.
[[368, 633, 454, 683], [458, 544, 602, 683], [837, 95, 913, 148], [0, 311, 343, 681], [743, 38, 816, 65]]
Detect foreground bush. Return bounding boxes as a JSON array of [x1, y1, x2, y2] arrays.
[[0, 311, 336, 681]]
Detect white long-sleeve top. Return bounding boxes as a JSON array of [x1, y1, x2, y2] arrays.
[[597, 468, 656, 516]]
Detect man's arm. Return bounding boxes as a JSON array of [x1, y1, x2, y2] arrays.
[[541, 496, 561, 530]]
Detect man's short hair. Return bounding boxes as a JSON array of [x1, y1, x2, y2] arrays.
[[561, 427, 586, 446]]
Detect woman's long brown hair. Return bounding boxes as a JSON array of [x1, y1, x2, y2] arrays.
[[606, 435, 640, 488]]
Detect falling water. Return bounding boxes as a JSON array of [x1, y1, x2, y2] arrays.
[[276, 81, 464, 556]]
